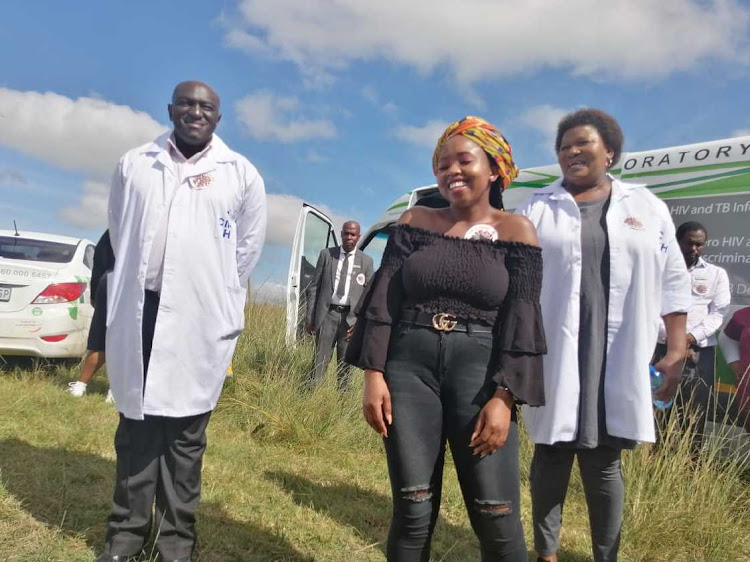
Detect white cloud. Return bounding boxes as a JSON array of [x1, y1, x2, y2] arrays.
[[265, 193, 346, 246], [394, 119, 448, 148], [227, 1, 750, 83], [303, 150, 328, 163], [520, 104, 571, 154], [235, 91, 337, 143], [59, 181, 109, 229], [0, 88, 167, 177], [731, 128, 750, 138]]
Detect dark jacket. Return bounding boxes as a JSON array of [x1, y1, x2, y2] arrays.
[[306, 247, 374, 329]]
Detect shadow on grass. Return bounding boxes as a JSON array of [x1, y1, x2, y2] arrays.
[[265, 470, 594, 562], [0, 439, 311, 561]]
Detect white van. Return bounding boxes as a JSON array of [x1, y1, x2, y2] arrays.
[[286, 135, 750, 413]]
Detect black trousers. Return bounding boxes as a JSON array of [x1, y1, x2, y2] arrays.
[[383, 324, 526, 562], [312, 305, 352, 389], [105, 290, 212, 559]]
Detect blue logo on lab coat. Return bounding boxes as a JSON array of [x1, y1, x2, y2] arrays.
[[219, 217, 232, 239]]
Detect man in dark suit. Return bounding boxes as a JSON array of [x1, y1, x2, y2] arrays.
[[306, 221, 374, 389]]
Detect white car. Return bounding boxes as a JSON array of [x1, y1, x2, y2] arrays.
[[0, 229, 95, 358]]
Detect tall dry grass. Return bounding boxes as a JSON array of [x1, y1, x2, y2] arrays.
[[0, 298, 748, 560]]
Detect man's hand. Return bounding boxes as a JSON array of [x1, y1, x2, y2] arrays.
[[654, 351, 685, 402], [469, 389, 513, 457], [362, 369, 392, 437], [346, 325, 355, 341]]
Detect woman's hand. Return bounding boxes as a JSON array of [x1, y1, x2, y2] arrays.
[[470, 389, 513, 457], [727, 361, 741, 377], [362, 369, 392, 437], [654, 351, 685, 402], [656, 312, 688, 402]]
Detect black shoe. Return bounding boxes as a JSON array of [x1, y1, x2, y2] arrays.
[[93, 555, 133, 562]]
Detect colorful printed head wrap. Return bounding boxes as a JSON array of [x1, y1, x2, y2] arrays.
[[432, 116, 519, 190]]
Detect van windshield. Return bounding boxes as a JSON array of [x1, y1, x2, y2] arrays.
[[361, 228, 392, 270], [0, 237, 77, 263]]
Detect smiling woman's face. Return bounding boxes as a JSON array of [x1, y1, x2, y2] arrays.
[[557, 124, 614, 188], [435, 135, 498, 209]]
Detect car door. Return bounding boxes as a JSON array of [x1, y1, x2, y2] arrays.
[[286, 204, 339, 345]]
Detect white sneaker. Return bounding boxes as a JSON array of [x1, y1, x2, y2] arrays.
[[67, 381, 87, 397], [105, 389, 115, 404]]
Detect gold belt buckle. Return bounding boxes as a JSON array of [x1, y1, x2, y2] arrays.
[[432, 312, 458, 332]]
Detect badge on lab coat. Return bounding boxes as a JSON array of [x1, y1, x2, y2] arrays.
[[623, 216, 644, 230], [189, 172, 214, 189]]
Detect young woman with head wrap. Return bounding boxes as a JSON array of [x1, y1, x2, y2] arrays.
[[346, 116, 546, 561]]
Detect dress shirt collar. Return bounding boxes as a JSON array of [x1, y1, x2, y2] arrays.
[[167, 134, 214, 164], [689, 257, 708, 271]]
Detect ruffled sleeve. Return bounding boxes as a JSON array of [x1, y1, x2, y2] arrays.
[[345, 226, 414, 371], [491, 243, 546, 406]]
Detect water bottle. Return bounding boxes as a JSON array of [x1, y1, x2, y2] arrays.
[[649, 365, 673, 410]]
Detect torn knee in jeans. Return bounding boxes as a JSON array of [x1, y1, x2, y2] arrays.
[[473, 499, 512, 517], [400, 484, 432, 503]]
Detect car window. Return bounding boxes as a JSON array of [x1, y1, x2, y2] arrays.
[[0, 236, 77, 263], [83, 244, 95, 269], [361, 227, 393, 270]]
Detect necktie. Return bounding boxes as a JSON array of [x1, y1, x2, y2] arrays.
[[335, 253, 350, 299]]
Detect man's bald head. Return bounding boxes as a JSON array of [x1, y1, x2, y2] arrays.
[[341, 221, 361, 253], [171, 81, 220, 109], [168, 81, 222, 151]]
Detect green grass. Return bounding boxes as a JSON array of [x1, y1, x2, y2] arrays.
[[0, 300, 748, 561]]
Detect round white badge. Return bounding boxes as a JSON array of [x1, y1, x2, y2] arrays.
[[464, 224, 498, 242], [356, 273, 366, 286]]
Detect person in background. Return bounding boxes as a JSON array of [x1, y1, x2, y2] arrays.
[[347, 116, 546, 561], [95, 80, 267, 562], [655, 221, 730, 445], [67, 229, 115, 401], [305, 221, 374, 390], [517, 108, 690, 562], [719, 307, 750, 432]]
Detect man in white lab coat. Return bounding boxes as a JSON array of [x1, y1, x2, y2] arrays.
[[96, 81, 267, 562]]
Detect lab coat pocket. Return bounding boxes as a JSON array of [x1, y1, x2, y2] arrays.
[[222, 285, 247, 338]]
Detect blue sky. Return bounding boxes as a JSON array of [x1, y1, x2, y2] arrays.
[[2, 0, 750, 299]]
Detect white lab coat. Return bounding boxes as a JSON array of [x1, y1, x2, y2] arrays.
[[107, 132, 267, 420], [519, 178, 691, 444]]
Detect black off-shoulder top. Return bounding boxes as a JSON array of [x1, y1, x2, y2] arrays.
[[345, 224, 546, 406]]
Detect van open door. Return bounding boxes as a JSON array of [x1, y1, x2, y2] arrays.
[[285, 204, 339, 345]]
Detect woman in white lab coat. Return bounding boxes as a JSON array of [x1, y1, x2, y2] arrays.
[[517, 108, 690, 562]]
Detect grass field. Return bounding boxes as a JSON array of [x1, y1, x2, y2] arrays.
[[1, 299, 749, 561]]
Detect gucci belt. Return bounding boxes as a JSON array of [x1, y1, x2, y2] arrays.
[[431, 312, 458, 332]]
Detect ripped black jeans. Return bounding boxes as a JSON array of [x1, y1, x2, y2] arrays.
[[383, 323, 527, 562]]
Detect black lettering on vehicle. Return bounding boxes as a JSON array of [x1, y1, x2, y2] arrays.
[[716, 145, 731, 158]]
